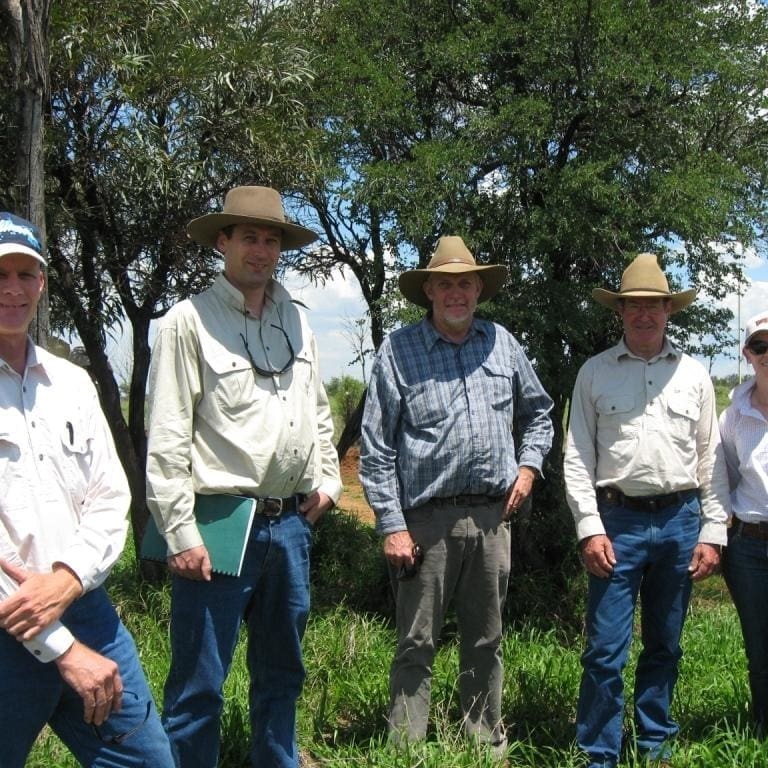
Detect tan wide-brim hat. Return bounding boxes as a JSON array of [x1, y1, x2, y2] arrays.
[[187, 186, 318, 251], [592, 252, 697, 313], [398, 236, 508, 308]]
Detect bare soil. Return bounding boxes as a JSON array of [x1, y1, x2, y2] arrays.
[[337, 446, 375, 525]]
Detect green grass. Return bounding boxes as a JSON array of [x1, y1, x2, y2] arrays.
[[27, 514, 761, 768]]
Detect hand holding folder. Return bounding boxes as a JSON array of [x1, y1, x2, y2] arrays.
[[140, 494, 257, 577]]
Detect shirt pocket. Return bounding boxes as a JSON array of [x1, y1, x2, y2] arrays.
[[480, 364, 513, 410], [206, 347, 259, 416], [291, 342, 315, 395], [0, 430, 22, 488], [405, 383, 448, 429], [665, 393, 700, 445], [595, 394, 639, 439], [58, 414, 92, 508]]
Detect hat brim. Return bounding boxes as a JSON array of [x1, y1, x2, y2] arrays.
[[399, 263, 508, 308], [187, 213, 317, 251], [0, 242, 46, 266], [591, 287, 697, 314]]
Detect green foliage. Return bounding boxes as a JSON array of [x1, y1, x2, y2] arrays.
[[325, 375, 366, 439], [310, 509, 391, 616]]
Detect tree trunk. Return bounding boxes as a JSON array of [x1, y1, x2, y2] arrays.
[[1, 0, 52, 345]]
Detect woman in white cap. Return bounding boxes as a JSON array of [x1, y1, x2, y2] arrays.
[[720, 309, 768, 737]]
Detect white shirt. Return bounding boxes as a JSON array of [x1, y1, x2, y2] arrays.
[[146, 275, 342, 554], [564, 338, 729, 545], [0, 342, 130, 661], [719, 378, 768, 523]]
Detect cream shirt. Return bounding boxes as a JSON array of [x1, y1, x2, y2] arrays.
[[564, 338, 729, 545], [146, 274, 342, 554], [1, 343, 130, 661]]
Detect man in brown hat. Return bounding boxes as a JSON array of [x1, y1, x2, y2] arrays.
[[145, 186, 341, 768], [360, 236, 554, 758], [564, 253, 729, 768]]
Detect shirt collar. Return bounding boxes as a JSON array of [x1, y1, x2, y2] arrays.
[[212, 273, 293, 316], [615, 335, 679, 363], [419, 316, 487, 350]]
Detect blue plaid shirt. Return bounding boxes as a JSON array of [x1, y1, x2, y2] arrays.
[[360, 318, 554, 535]]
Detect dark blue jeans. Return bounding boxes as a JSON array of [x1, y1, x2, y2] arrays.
[[723, 524, 768, 734], [162, 510, 313, 768], [0, 587, 173, 768], [577, 493, 700, 768]]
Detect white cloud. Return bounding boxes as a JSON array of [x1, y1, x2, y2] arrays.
[[282, 266, 370, 383]]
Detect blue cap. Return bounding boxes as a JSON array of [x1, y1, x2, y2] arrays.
[[0, 212, 46, 265]]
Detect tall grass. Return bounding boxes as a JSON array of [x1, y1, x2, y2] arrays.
[[27, 512, 760, 767]]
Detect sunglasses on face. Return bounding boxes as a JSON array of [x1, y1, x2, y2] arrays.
[[747, 340, 768, 356]]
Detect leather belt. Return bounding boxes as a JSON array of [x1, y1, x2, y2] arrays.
[[429, 494, 504, 508], [597, 486, 697, 513], [734, 519, 768, 542], [253, 494, 304, 517]]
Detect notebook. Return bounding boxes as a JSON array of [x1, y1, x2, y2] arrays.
[[140, 494, 257, 577]]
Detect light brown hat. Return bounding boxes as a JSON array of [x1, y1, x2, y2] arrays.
[[187, 186, 317, 251], [592, 252, 697, 313], [398, 236, 508, 308]]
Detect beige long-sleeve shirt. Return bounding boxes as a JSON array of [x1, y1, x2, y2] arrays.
[[146, 275, 342, 555], [564, 338, 729, 546]]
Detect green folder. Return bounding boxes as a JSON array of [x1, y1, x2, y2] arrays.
[[140, 494, 257, 577]]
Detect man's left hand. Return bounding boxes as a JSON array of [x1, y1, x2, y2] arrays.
[[688, 542, 721, 582], [299, 491, 334, 526], [503, 466, 537, 520], [0, 561, 82, 641]]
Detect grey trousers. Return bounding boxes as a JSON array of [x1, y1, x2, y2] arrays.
[[388, 498, 511, 751]]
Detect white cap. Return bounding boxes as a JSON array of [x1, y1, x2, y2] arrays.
[[745, 310, 768, 344]]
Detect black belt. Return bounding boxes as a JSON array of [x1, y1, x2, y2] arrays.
[[253, 494, 304, 517], [429, 494, 504, 508], [597, 486, 697, 513], [733, 519, 768, 542]]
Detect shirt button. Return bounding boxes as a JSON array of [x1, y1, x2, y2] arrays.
[[38, 454, 44, 461], [232, 362, 236, 368]]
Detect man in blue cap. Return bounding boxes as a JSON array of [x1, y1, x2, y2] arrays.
[[0, 212, 173, 766]]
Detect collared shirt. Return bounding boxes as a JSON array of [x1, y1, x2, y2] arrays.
[[719, 378, 768, 524], [0, 342, 130, 661], [360, 317, 554, 535], [564, 337, 729, 545], [146, 274, 342, 554]]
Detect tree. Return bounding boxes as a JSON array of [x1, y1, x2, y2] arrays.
[[287, 0, 768, 567], [9, 0, 319, 559]]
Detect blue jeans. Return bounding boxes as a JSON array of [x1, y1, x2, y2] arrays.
[[723, 524, 768, 734], [577, 493, 700, 768], [389, 500, 510, 753], [162, 510, 313, 768], [0, 587, 173, 768]]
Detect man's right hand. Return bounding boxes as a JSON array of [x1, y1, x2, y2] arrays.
[[54, 640, 124, 725], [579, 534, 617, 579], [383, 530, 416, 569], [167, 545, 212, 581]]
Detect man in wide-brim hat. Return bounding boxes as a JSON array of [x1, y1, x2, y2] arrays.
[[361, 235, 554, 758], [564, 252, 729, 768], [146, 186, 341, 768]]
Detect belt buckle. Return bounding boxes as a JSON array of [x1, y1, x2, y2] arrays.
[[257, 497, 283, 517]]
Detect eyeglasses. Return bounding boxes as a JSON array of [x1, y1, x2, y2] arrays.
[[747, 340, 768, 356], [91, 693, 150, 745], [239, 323, 295, 377], [622, 300, 669, 315]]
